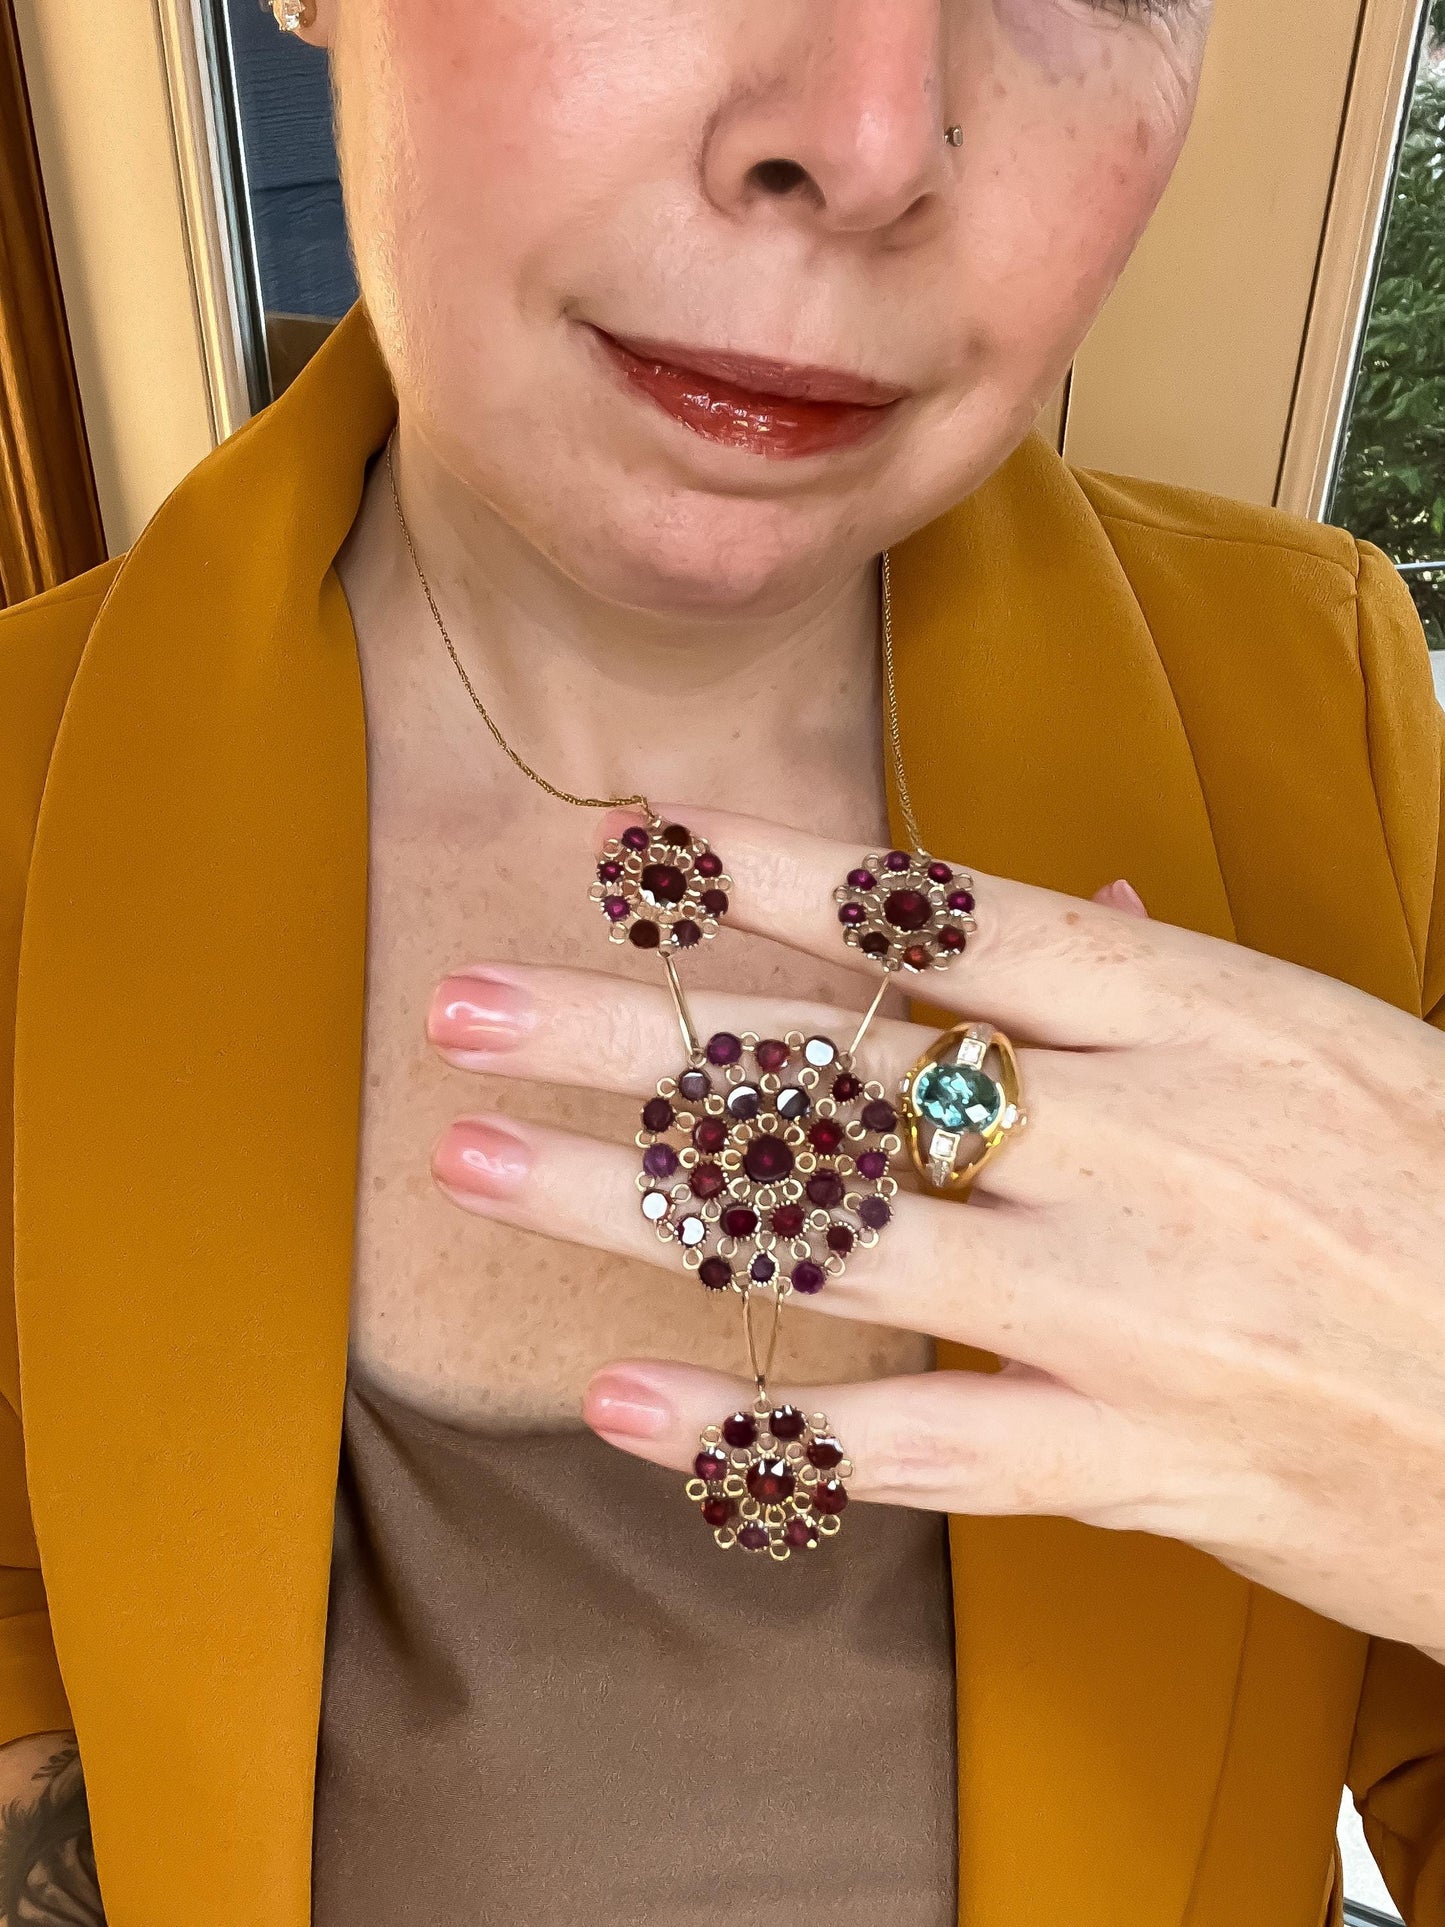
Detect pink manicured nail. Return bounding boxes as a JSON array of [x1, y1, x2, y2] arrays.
[[427, 974, 534, 1050], [1100, 878, 1149, 918], [584, 1369, 673, 1439], [432, 1118, 531, 1198]]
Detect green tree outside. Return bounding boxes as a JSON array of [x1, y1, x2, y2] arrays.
[[1331, 0, 1445, 649]]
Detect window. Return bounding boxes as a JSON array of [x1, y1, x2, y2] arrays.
[[1331, 0, 1445, 680], [223, 0, 355, 396]]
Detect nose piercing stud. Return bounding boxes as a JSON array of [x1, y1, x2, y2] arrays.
[[944, 125, 963, 148]]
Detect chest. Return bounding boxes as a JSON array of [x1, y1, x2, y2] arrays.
[[346, 777, 932, 1429]]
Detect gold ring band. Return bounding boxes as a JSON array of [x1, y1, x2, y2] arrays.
[[899, 1023, 1027, 1197]]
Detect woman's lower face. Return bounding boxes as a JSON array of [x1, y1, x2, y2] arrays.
[[314, 0, 1212, 615]]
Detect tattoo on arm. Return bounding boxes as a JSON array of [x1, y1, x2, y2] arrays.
[[0, 1741, 105, 1924]]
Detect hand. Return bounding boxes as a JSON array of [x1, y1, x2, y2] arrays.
[[427, 807, 1445, 1654]]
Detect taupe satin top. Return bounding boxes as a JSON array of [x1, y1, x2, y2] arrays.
[[312, 1371, 959, 1923]]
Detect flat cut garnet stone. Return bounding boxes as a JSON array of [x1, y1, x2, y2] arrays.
[[743, 1135, 794, 1184], [747, 1460, 796, 1503], [641, 864, 687, 905], [884, 889, 932, 932], [643, 1143, 679, 1180]]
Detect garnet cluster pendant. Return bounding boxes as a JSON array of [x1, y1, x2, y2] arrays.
[[686, 1396, 854, 1561]]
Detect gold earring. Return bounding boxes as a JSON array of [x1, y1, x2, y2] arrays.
[[270, 0, 316, 31]]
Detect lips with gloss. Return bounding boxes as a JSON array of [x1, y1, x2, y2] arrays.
[[591, 327, 906, 460]]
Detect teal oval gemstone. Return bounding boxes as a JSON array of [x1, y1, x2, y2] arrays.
[[914, 1062, 1003, 1135]]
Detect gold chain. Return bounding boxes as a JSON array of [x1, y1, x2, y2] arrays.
[[385, 435, 651, 816], [387, 429, 919, 848], [879, 549, 922, 852]]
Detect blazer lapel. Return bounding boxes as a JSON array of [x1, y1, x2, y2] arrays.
[[13, 305, 395, 1926], [891, 447, 1250, 1927]]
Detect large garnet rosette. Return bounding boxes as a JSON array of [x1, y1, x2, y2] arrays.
[[636, 1030, 899, 1296]]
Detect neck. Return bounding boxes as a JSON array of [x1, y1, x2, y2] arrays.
[[343, 419, 887, 829]]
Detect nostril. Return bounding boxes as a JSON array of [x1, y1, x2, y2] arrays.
[[749, 158, 812, 197]]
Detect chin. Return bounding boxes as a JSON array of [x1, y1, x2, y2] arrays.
[[536, 484, 867, 621]]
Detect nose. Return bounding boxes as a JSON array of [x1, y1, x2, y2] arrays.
[[702, 0, 952, 239]]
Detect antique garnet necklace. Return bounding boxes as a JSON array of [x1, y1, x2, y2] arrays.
[[386, 433, 980, 1562]]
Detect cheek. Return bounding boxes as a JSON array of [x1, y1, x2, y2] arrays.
[[949, 29, 1196, 376], [344, 1, 559, 258]]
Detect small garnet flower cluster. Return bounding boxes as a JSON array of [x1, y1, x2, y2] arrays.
[[637, 1031, 899, 1296], [687, 1400, 853, 1558], [834, 849, 977, 974], [590, 819, 731, 954]]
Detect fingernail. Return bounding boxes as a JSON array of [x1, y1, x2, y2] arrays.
[[1101, 878, 1149, 918], [431, 1117, 531, 1199], [584, 1369, 673, 1439], [427, 973, 534, 1051]]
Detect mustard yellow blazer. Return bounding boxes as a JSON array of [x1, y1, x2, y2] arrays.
[[2, 302, 1444, 1927]]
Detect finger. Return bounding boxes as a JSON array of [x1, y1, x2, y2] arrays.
[[430, 1110, 1079, 1358], [600, 805, 1192, 1049], [428, 962, 1076, 1207], [1092, 878, 1150, 919], [582, 1357, 1154, 1528], [427, 962, 932, 1100]]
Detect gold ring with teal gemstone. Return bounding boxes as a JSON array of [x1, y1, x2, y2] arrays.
[[899, 1023, 1027, 1197]]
